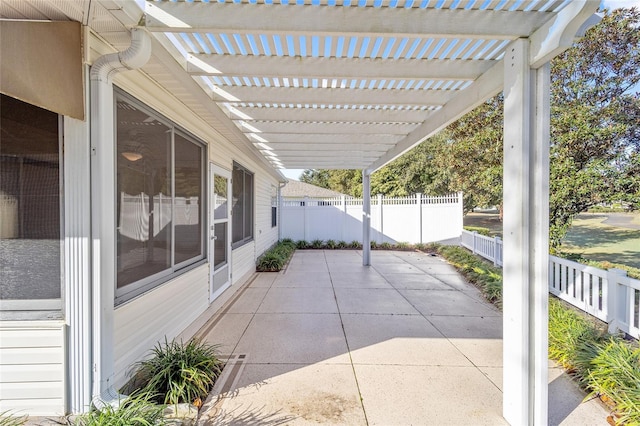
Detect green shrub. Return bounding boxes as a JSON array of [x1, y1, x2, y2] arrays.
[[463, 226, 493, 237], [326, 239, 337, 249], [296, 240, 309, 249], [336, 240, 348, 249], [349, 240, 362, 249], [548, 298, 605, 372], [256, 251, 285, 271], [548, 298, 640, 423], [370, 241, 378, 249], [132, 338, 223, 406], [311, 239, 325, 249], [396, 242, 411, 250], [0, 412, 27, 426], [379, 241, 392, 249], [74, 392, 166, 426], [587, 338, 640, 422], [256, 240, 296, 271], [413, 242, 428, 251]]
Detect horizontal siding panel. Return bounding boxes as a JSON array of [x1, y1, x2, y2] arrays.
[[0, 347, 63, 365], [0, 381, 63, 399], [0, 328, 63, 348], [113, 264, 209, 388], [232, 242, 255, 285], [0, 397, 65, 417], [0, 364, 63, 383]]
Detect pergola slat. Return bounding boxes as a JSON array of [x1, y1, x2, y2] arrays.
[[146, 2, 551, 39], [250, 133, 404, 144], [229, 106, 434, 122], [187, 54, 493, 80], [211, 86, 456, 106], [241, 121, 418, 135]]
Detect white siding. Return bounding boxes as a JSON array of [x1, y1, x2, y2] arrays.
[[255, 172, 279, 256], [0, 321, 65, 416], [232, 242, 256, 285], [113, 265, 209, 388], [104, 51, 283, 390]]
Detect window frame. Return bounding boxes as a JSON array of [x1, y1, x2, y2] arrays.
[[0, 97, 64, 320], [271, 185, 278, 228], [114, 89, 207, 305], [231, 161, 254, 249]]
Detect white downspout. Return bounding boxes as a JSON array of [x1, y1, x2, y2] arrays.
[[89, 27, 152, 405]]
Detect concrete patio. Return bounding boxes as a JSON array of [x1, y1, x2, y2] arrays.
[[196, 250, 608, 425]]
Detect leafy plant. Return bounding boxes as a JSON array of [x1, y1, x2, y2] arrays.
[[379, 242, 392, 249], [325, 239, 337, 249], [296, 240, 309, 249], [256, 251, 285, 271], [311, 239, 325, 249], [133, 338, 223, 406], [370, 241, 378, 249], [349, 240, 362, 249], [256, 240, 296, 271], [396, 241, 411, 250], [0, 412, 27, 426], [73, 392, 166, 426], [336, 240, 348, 249]]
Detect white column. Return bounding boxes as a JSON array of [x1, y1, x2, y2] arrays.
[[64, 65, 92, 413], [503, 39, 550, 425], [362, 170, 371, 266], [90, 74, 117, 401]]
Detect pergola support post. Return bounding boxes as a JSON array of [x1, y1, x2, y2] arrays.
[[502, 39, 550, 425], [362, 169, 371, 266]]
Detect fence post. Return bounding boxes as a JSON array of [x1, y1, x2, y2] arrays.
[[472, 231, 478, 254], [377, 194, 383, 244], [493, 235, 500, 266], [416, 193, 422, 244], [341, 195, 346, 242], [303, 196, 309, 241], [495, 236, 502, 266], [606, 268, 628, 334]]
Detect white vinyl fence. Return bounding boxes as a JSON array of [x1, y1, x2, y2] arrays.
[[281, 193, 463, 245], [461, 229, 640, 339]]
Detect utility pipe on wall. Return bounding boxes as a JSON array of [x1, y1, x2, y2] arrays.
[[89, 27, 152, 404]]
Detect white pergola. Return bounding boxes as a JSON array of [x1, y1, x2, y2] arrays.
[[0, 0, 600, 423], [143, 1, 599, 424], [144, 0, 599, 425]]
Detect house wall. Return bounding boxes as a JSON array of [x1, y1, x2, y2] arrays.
[[0, 321, 66, 416], [109, 51, 280, 389], [113, 265, 209, 387]]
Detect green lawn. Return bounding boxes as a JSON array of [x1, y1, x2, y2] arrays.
[[561, 213, 640, 269]]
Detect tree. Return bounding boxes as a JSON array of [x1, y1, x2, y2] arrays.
[[548, 7, 640, 246], [300, 169, 330, 188]]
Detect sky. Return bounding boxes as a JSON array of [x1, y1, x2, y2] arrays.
[[279, 0, 639, 181]]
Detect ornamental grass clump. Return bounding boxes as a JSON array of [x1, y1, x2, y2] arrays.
[[133, 338, 223, 406], [0, 411, 27, 426], [256, 239, 296, 271], [548, 298, 640, 424], [73, 392, 167, 426]]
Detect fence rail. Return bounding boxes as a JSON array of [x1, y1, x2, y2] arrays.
[[460, 229, 640, 339]]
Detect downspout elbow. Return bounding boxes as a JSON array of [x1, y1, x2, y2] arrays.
[[90, 27, 152, 82]]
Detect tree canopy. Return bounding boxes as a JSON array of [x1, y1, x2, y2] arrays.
[[301, 7, 640, 247]]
